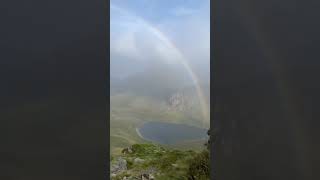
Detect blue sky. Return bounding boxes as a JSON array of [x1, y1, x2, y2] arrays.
[[110, 0, 210, 79], [111, 0, 209, 23]]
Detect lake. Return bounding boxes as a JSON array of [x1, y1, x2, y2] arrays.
[[137, 121, 208, 145]]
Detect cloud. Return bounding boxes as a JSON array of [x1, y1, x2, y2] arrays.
[[110, 1, 210, 69], [171, 7, 199, 16], [111, 30, 141, 60], [158, 4, 210, 66], [111, 7, 182, 65]]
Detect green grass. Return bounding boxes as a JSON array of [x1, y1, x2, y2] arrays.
[[111, 143, 210, 180]]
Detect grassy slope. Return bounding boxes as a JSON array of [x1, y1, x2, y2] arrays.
[[111, 144, 210, 180]]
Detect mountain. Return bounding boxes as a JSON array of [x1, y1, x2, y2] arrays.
[[110, 56, 147, 80], [111, 60, 209, 99], [110, 59, 210, 154], [167, 84, 210, 111]]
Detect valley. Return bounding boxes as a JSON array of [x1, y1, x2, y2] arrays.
[[110, 91, 210, 155]]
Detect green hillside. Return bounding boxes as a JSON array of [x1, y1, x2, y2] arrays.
[[111, 144, 210, 180]]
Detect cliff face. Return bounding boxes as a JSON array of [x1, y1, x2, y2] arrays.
[[166, 83, 210, 112], [167, 91, 196, 112]]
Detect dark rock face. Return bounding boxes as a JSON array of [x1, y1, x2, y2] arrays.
[[122, 146, 134, 154], [141, 173, 155, 180]]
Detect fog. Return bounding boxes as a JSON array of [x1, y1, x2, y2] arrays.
[[110, 0, 210, 86]]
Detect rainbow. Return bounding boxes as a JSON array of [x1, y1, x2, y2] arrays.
[[111, 4, 210, 126]]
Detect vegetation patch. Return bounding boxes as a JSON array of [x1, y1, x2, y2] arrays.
[[110, 143, 210, 180]]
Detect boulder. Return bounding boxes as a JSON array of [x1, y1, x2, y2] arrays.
[[134, 158, 145, 164], [122, 146, 133, 154], [110, 157, 127, 174]]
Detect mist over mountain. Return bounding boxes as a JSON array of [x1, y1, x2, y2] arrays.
[[110, 56, 147, 81], [111, 59, 209, 100]]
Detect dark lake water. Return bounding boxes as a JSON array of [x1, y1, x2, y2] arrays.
[[137, 121, 208, 145]]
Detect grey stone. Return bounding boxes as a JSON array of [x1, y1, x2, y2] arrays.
[[134, 158, 145, 163], [110, 157, 127, 174]]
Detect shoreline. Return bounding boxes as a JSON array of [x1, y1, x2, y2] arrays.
[[136, 127, 154, 143], [135, 127, 144, 139]]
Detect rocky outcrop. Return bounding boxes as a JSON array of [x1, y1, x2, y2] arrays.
[[110, 157, 127, 177], [141, 173, 155, 180], [122, 146, 133, 154], [167, 91, 196, 112]]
